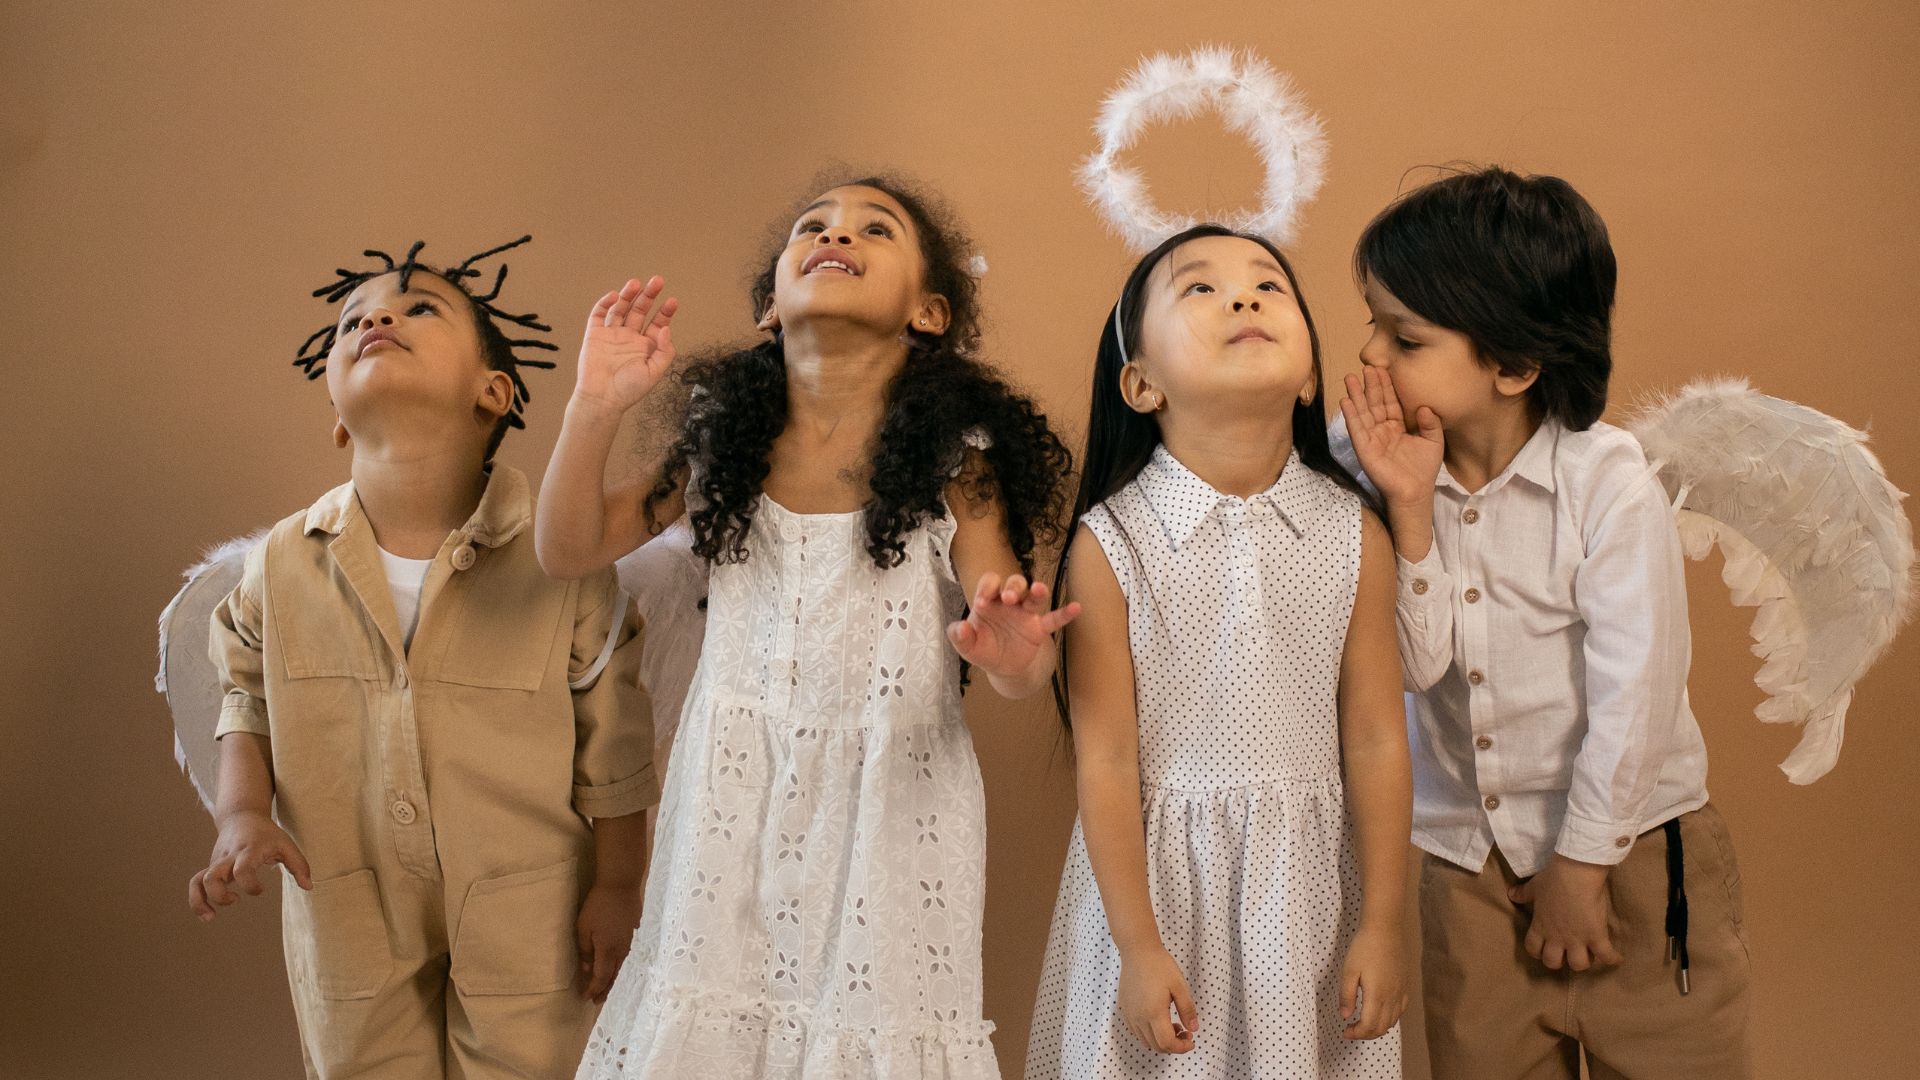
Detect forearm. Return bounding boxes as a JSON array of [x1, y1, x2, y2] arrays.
[[1343, 735, 1412, 932], [538, 396, 628, 578], [212, 732, 276, 825], [1383, 495, 1434, 564], [1078, 759, 1162, 953], [590, 810, 651, 890]]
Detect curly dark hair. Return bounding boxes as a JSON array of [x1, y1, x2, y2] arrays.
[[642, 174, 1073, 571]]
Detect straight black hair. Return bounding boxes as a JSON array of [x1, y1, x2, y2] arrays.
[[1355, 166, 1616, 430], [1051, 223, 1379, 728]]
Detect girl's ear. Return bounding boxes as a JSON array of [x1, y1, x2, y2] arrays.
[[332, 417, 351, 449], [755, 303, 782, 334], [477, 370, 514, 422], [1118, 362, 1163, 414], [913, 294, 951, 335]]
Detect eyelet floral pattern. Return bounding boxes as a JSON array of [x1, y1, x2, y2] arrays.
[[579, 494, 998, 1079]]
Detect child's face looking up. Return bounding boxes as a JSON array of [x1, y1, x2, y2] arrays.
[[1126, 235, 1314, 416], [1358, 277, 1531, 432], [764, 185, 949, 341], [325, 271, 512, 453]]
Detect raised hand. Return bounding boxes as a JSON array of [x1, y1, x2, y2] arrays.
[[574, 276, 679, 414], [945, 573, 1081, 684], [1339, 367, 1444, 509], [188, 809, 312, 921]]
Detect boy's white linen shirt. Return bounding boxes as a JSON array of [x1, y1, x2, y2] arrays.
[[1389, 419, 1709, 877]]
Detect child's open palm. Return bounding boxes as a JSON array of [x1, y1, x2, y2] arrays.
[[575, 276, 678, 414], [1340, 368, 1444, 507], [945, 574, 1080, 680]]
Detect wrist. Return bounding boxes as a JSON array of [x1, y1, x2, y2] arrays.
[[566, 392, 629, 426]]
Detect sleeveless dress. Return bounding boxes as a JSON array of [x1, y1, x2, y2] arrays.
[[1026, 447, 1399, 1079], [579, 490, 1001, 1079]]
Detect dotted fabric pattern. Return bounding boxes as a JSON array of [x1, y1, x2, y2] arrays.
[[1027, 446, 1400, 1079]]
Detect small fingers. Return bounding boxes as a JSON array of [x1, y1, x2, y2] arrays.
[[1566, 944, 1593, 972], [587, 289, 620, 326], [1039, 601, 1082, 634], [971, 573, 1004, 610], [999, 573, 1029, 606], [603, 279, 644, 327], [189, 872, 216, 921], [204, 861, 237, 907], [624, 276, 667, 331], [1540, 941, 1567, 971]]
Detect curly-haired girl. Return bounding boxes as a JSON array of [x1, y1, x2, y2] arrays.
[[539, 175, 1077, 1079]]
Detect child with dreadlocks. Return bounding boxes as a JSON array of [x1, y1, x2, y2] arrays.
[[186, 237, 661, 1079], [538, 176, 1077, 1078]]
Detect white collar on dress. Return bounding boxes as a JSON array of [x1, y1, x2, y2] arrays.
[[1134, 444, 1332, 551]]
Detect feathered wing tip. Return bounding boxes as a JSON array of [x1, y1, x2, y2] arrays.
[[1630, 379, 1916, 783], [156, 529, 269, 812], [1077, 46, 1328, 253]]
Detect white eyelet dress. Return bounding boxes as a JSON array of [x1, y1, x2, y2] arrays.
[[579, 491, 1001, 1079], [1026, 447, 1399, 1079]]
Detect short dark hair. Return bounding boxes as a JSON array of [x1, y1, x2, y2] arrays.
[[1354, 166, 1616, 430], [296, 237, 559, 462]]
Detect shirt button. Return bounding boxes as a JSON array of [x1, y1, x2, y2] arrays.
[[1463, 508, 1480, 524], [1467, 670, 1485, 686], [1464, 587, 1481, 604], [1615, 836, 1632, 849], [1483, 795, 1501, 811], [1411, 579, 1430, 595], [450, 544, 476, 571], [390, 800, 416, 824], [779, 521, 801, 542], [1475, 735, 1493, 750]]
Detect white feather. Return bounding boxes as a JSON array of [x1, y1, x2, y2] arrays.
[[1078, 46, 1328, 253], [156, 529, 269, 811], [1630, 379, 1915, 783]]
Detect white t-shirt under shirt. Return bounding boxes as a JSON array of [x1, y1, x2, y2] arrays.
[[378, 547, 434, 651]]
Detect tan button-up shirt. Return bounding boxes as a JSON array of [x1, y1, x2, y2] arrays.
[[211, 465, 658, 884]]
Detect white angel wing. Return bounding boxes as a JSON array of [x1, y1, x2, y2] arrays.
[[156, 530, 269, 812], [1629, 378, 1915, 783], [615, 518, 709, 775]]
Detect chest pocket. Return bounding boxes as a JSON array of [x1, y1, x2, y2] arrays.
[[431, 557, 570, 692], [268, 544, 385, 681]]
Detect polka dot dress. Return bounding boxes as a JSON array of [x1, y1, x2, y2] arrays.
[[1026, 446, 1399, 1079]]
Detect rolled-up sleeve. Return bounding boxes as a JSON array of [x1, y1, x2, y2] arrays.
[[210, 547, 270, 739], [1558, 452, 1691, 865], [568, 570, 659, 819]]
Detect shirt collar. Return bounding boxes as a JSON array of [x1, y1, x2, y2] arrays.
[[1136, 444, 1330, 550], [1436, 419, 1561, 497], [302, 464, 532, 548]]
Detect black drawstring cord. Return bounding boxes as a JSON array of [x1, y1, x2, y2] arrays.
[[1663, 817, 1690, 995]]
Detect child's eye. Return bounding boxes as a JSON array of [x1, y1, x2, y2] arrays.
[[797, 219, 826, 234], [408, 300, 438, 317], [1258, 280, 1284, 292], [864, 221, 893, 238], [1396, 337, 1421, 352], [1182, 282, 1213, 296]]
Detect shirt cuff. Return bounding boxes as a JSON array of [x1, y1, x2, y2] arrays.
[[1396, 548, 1449, 605], [214, 695, 269, 739], [573, 765, 660, 820], [1555, 810, 1639, 865]]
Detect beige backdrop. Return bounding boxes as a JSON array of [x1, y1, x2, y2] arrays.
[[4, 2, 1916, 1077]]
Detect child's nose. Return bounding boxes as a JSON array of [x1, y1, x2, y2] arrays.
[[814, 229, 854, 246], [355, 309, 397, 329], [1230, 297, 1262, 312]]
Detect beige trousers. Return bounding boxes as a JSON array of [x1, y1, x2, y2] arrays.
[[1420, 803, 1752, 1080], [282, 856, 597, 1079]]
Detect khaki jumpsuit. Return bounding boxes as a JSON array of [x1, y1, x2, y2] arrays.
[[211, 466, 659, 1079]]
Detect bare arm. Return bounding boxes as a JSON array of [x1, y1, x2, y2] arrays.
[[1335, 509, 1414, 1039], [1061, 525, 1197, 1054], [188, 733, 313, 919], [536, 277, 684, 579]]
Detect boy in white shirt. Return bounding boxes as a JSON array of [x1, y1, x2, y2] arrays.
[[1339, 168, 1750, 1080]]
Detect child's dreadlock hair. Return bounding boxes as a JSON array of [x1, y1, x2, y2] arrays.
[[294, 235, 559, 460]]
